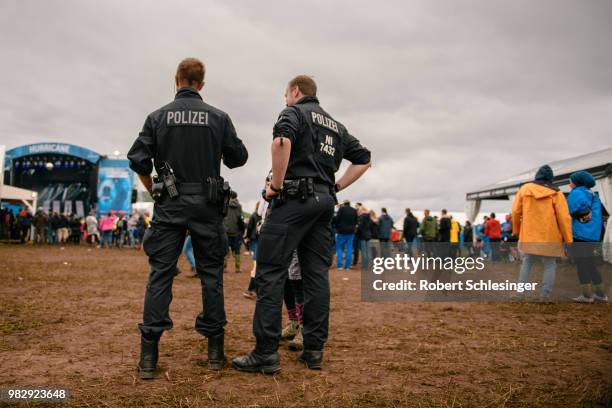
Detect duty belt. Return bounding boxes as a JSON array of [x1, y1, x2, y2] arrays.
[[177, 182, 206, 195], [282, 178, 333, 202], [173, 179, 231, 216], [313, 183, 332, 194]]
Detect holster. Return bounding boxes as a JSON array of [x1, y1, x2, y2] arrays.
[[151, 176, 164, 203], [281, 178, 315, 203], [206, 176, 231, 216]]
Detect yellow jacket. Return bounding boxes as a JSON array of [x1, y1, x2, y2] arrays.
[[511, 182, 572, 257], [450, 219, 461, 243]]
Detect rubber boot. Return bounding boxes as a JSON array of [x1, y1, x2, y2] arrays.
[[138, 337, 159, 380], [208, 333, 226, 370]]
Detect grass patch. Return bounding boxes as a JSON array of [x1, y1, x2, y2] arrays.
[[0, 320, 27, 334]]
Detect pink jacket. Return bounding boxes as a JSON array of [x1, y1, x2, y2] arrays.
[[99, 216, 115, 231]]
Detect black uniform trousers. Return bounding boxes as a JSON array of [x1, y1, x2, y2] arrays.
[[253, 187, 335, 354], [139, 194, 228, 340]]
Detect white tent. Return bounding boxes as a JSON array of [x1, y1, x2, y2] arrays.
[[0, 184, 38, 211], [0, 144, 38, 211], [466, 147, 612, 262]]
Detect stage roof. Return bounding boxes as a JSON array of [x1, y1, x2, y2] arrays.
[[4, 142, 102, 170], [466, 147, 612, 201]]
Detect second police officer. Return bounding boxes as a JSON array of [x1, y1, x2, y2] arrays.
[[233, 75, 371, 373], [127, 58, 248, 379]]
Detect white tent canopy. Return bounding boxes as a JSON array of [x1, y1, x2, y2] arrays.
[[466, 147, 612, 201], [0, 185, 37, 210], [465, 147, 612, 263], [1, 144, 37, 211]]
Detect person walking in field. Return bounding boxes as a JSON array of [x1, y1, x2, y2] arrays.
[[57, 213, 70, 244], [420, 209, 438, 258], [182, 233, 197, 276], [378, 207, 394, 258], [402, 208, 418, 258], [352, 202, 363, 267], [48, 211, 60, 244], [85, 211, 99, 247], [115, 213, 128, 248], [333, 200, 358, 270], [484, 213, 502, 261], [463, 221, 474, 257], [449, 216, 461, 258], [566, 171, 607, 303], [127, 212, 139, 248], [32, 208, 47, 244], [512, 165, 572, 300], [99, 212, 115, 248], [243, 201, 263, 299], [224, 191, 244, 273]]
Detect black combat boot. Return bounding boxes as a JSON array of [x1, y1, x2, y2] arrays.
[[138, 337, 159, 379], [298, 349, 323, 370], [207, 333, 226, 370], [232, 350, 281, 374]]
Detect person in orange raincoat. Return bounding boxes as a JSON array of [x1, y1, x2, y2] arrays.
[[511, 165, 573, 299]]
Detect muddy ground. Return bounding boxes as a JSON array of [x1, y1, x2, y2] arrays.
[[0, 245, 611, 407]]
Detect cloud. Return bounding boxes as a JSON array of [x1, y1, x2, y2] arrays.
[[1, 0, 611, 219]]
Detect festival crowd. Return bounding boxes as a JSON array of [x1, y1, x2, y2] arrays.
[[0, 208, 152, 249], [2, 165, 607, 307]]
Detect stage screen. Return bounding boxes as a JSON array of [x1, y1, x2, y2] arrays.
[[96, 159, 134, 216]]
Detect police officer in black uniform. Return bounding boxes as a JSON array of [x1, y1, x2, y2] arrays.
[[232, 75, 371, 373], [128, 58, 248, 379]]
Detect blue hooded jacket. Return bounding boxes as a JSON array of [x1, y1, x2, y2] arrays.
[[567, 186, 602, 242]]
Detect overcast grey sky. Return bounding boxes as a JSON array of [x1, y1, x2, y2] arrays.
[[1, 0, 611, 218]]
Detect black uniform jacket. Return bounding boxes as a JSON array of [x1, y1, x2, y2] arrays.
[[272, 96, 370, 186], [128, 87, 248, 182]]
